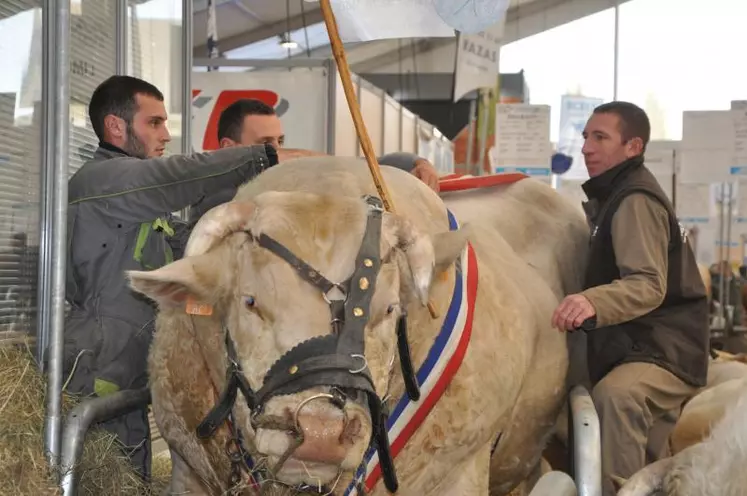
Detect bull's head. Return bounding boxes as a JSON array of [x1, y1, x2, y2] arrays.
[[128, 191, 467, 492]]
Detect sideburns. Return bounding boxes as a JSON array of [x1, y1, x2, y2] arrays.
[[124, 123, 148, 159]]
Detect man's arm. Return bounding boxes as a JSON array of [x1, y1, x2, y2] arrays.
[[378, 152, 419, 172], [379, 152, 440, 192], [581, 193, 671, 327], [69, 145, 277, 222]]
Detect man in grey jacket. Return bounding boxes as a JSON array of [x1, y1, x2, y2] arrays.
[[187, 98, 440, 225], [63, 76, 301, 479]]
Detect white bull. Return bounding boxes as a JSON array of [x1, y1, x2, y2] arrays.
[[127, 158, 590, 495]]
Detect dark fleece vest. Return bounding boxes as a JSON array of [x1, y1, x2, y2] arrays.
[[581, 156, 710, 387]]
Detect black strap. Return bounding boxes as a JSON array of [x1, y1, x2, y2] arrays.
[[254, 232, 339, 295], [336, 197, 383, 356]]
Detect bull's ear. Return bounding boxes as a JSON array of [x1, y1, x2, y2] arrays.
[[127, 253, 225, 308], [391, 216, 470, 306], [432, 224, 470, 276]]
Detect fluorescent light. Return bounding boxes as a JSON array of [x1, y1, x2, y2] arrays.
[[279, 33, 298, 49]]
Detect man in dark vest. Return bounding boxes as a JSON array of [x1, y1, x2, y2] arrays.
[[551, 101, 709, 495]]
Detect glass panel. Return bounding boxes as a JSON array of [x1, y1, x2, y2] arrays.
[[618, 0, 747, 140], [0, 1, 43, 334], [69, 0, 117, 175], [129, 0, 184, 155]]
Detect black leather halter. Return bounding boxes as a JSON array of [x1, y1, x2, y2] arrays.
[[195, 195, 421, 494]]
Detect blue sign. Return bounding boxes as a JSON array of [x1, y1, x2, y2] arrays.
[[557, 95, 603, 180]]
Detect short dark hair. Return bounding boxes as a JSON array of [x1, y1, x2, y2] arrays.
[[88, 75, 164, 141], [217, 99, 276, 142], [593, 101, 651, 151]]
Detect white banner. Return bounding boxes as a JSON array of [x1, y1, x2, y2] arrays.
[[452, 21, 505, 102], [491, 103, 552, 178], [306, 0, 455, 42], [679, 110, 742, 184], [191, 69, 328, 153], [556, 95, 604, 181]]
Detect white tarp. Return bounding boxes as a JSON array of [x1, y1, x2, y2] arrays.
[[305, 0, 455, 42], [452, 20, 504, 102]]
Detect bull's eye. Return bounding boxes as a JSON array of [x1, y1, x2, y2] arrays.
[[244, 295, 256, 308], [387, 304, 396, 315]]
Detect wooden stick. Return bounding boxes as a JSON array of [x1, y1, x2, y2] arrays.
[[319, 0, 439, 320]]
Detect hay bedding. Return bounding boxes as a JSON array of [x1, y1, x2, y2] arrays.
[[0, 340, 170, 495]]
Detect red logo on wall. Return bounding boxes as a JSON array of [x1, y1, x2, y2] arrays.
[[192, 89, 290, 151]]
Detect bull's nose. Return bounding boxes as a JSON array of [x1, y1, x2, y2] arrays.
[[292, 411, 361, 464]]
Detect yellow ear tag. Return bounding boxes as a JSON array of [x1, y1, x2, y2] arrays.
[[185, 296, 214, 316]]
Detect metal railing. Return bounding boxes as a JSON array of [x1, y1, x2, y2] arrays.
[[59, 388, 151, 496], [568, 385, 603, 496], [528, 471, 578, 496]]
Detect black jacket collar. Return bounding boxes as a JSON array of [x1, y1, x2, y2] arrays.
[[99, 141, 131, 157], [582, 155, 645, 203]]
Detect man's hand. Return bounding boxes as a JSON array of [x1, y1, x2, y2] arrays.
[[411, 159, 440, 193], [552, 294, 596, 331]]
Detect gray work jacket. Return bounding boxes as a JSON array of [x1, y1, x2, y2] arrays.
[[64, 143, 274, 384]]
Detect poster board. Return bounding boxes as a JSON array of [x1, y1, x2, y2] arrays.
[[192, 69, 328, 153], [491, 103, 552, 179]]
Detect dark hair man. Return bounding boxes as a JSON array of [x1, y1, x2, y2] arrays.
[[187, 98, 441, 224], [64, 76, 300, 479], [551, 101, 709, 494]]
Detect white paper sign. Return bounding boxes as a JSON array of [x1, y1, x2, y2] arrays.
[[676, 183, 712, 223], [678, 149, 733, 184], [453, 21, 504, 102], [491, 103, 552, 177], [732, 109, 747, 174]]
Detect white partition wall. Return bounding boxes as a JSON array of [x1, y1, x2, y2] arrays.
[[192, 58, 452, 171], [401, 109, 418, 154], [383, 95, 402, 154], [359, 80, 384, 156]]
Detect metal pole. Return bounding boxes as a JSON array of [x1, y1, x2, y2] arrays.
[[182, 0, 193, 155], [179, 0, 194, 221], [613, 1, 619, 100], [465, 98, 477, 174], [60, 388, 152, 495], [477, 90, 490, 176], [724, 182, 734, 326], [325, 59, 337, 155], [44, 0, 71, 469], [717, 183, 726, 323], [569, 385, 602, 496], [37, 0, 57, 370], [115, 0, 128, 75]]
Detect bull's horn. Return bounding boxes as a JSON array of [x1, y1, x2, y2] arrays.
[[185, 201, 256, 257], [617, 457, 672, 496]]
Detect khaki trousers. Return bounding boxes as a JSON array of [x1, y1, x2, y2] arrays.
[[591, 362, 696, 496]]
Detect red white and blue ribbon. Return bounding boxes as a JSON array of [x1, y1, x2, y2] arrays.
[[344, 209, 479, 495]]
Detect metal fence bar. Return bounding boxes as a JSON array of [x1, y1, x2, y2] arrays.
[[59, 388, 152, 496], [569, 385, 603, 496], [528, 471, 578, 496], [44, 0, 72, 469]]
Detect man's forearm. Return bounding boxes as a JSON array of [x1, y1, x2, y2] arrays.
[[582, 274, 665, 327], [582, 193, 670, 328]]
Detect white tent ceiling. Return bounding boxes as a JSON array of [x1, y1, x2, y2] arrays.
[[192, 0, 630, 73]]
